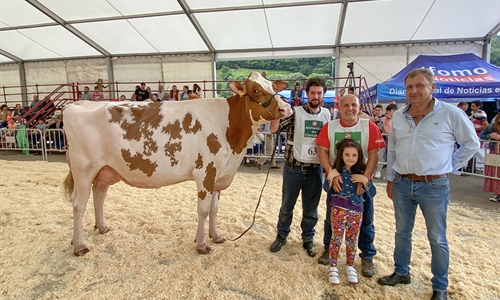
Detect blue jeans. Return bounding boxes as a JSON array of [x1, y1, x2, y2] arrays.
[[391, 173, 450, 292], [276, 163, 322, 242], [322, 179, 377, 260]]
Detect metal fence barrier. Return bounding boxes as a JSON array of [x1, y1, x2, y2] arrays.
[[0, 127, 66, 160]]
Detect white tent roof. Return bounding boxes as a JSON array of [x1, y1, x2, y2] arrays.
[[1, 0, 499, 64]]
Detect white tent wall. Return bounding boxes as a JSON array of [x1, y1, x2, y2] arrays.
[[0, 64, 22, 104], [337, 42, 485, 90], [25, 60, 68, 101], [161, 55, 214, 98]]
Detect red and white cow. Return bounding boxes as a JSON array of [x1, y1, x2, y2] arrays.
[[63, 72, 292, 256]]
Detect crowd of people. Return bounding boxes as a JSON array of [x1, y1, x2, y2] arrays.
[[77, 82, 204, 102]]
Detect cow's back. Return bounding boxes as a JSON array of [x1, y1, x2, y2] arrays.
[[63, 100, 233, 187]]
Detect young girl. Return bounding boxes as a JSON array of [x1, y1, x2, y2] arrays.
[[327, 139, 370, 285]]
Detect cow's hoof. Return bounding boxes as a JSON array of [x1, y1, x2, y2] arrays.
[[94, 225, 109, 234], [74, 248, 90, 256], [196, 246, 211, 254], [213, 237, 226, 244]]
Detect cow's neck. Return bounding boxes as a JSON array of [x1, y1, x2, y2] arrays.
[[225, 96, 257, 154]]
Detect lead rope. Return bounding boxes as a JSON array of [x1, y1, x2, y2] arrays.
[[227, 129, 281, 241]]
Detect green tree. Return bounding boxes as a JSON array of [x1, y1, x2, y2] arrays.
[[490, 35, 500, 67], [220, 66, 233, 80]]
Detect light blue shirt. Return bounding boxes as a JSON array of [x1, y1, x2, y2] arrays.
[[385, 98, 479, 181]]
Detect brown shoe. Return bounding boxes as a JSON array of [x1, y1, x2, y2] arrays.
[[318, 250, 329, 265], [271, 165, 281, 169]]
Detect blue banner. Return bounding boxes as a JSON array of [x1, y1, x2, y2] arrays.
[[371, 53, 500, 101]]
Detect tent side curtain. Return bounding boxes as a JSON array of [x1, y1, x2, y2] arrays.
[[367, 53, 500, 102]]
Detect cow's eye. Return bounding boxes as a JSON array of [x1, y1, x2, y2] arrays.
[[253, 89, 259, 94]]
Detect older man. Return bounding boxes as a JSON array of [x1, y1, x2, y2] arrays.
[[377, 68, 479, 300], [316, 94, 385, 279]]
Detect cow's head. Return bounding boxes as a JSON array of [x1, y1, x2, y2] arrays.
[[228, 72, 292, 122]]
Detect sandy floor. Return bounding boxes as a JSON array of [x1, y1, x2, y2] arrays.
[[0, 160, 499, 300]]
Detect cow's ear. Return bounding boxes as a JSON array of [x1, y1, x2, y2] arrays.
[[273, 80, 288, 92], [228, 81, 244, 95]]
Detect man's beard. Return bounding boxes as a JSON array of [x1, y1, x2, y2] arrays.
[[309, 100, 320, 109]]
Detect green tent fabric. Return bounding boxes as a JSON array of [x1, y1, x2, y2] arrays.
[[15, 124, 30, 155]]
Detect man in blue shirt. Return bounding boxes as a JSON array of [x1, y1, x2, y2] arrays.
[[377, 68, 479, 300]]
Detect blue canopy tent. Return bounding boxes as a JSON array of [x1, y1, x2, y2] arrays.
[[363, 53, 500, 103]]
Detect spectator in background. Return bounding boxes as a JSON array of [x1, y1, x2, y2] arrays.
[[193, 84, 203, 98], [348, 86, 355, 95], [457, 102, 468, 114], [290, 82, 304, 107], [32, 118, 45, 146], [188, 90, 200, 100], [157, 85, 166, 101], [135, 82, 149, 101], [151, 93, 158, 102], [77, 91, 82, 100], [13, 104, 26, 118], [91, 86, 104, 101], [170, 85, 181, 101], [162, 93, 170, 101], [146, 86, 152, 95], [95, 78, 107, 92], [131, 85, 140, 100], [261, 71, 267, 79], [256, 122, 280, 170], [382, 103, 398, 135], [0, 104, 9, 128], [480, 111, 500, 202], [469, 100, 488, 172], [119, 95, 127, 101], [81, 86, 91, 100], [180, 85, 189, 100], [30, 95, 42, 113]]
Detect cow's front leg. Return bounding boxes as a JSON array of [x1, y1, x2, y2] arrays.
[[195, 190, 211, 254], [92, 184, 110, 234], [209, 191, 225, 244]]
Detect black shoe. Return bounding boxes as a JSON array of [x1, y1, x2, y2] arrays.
[[431, 291, 447, 300], [302, 241, 317, 257], [377, 272, 411, 286], [270, 234, 286, 253]]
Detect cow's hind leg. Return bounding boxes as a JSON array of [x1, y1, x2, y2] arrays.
[[195, 190, 212, 254], [72, 184, 92, 256], [92, 184, 110, 234], [209, 191, 225, 244]]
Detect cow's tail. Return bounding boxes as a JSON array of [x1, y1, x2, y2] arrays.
[[63, 170, 74, 201]]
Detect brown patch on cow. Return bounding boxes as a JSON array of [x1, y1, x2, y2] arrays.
[[225, 96, 254, 154], [182, 113, 202, 134], [144, 139, 158, 156], [108, 106, 124, 123], [203, 162, 217, 194], [195, 154, 203, 169], [198, 190, 207, 200], [121, 149, 158, 177], [163, 120, 183, 140], [165, 141, 182, 166], [121, 119, 142, 141], [206, 133, 221, 155]]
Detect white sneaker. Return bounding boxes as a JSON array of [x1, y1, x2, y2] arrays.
[[346, 266, 358, 284], [328, 267, 340, 285], [490, 195, 500, 202], [374, 171, 381, 179]]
